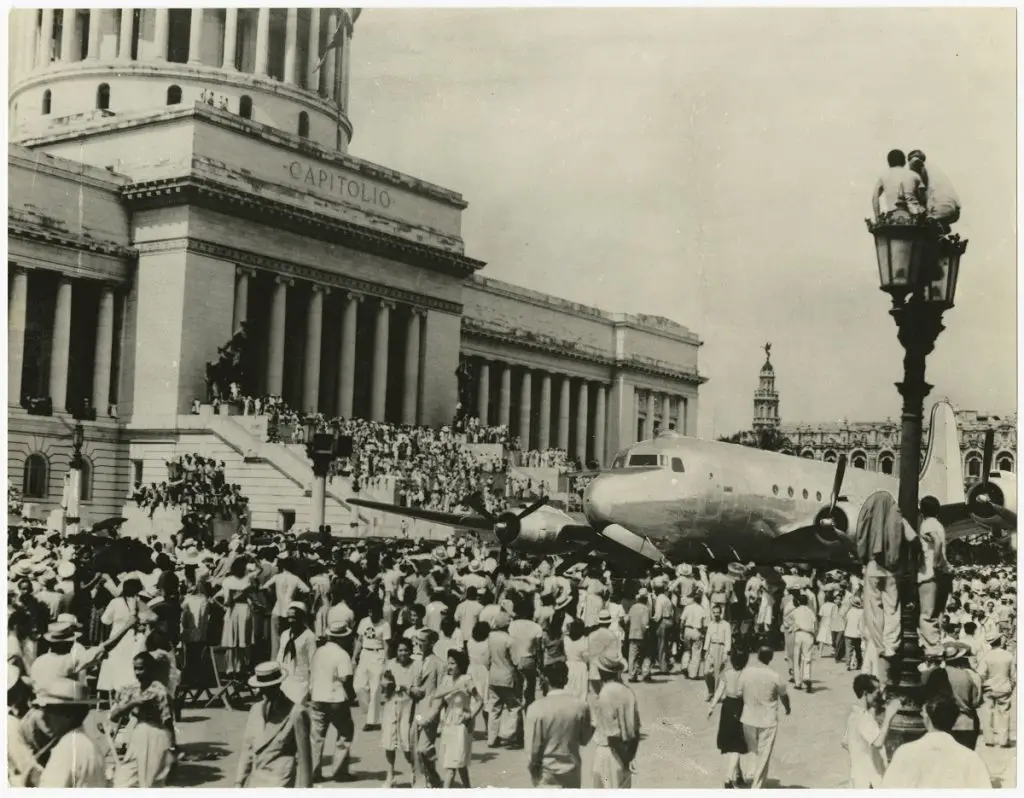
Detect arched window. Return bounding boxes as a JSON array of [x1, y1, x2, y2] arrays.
[[96, 83, 110, 110], [239, 95, 252, 119], [79, 457, 93, 501], [851, 451, 867, 470], [801, 450, 815, 459], [965, 453, 983, 480], [23, 454, 49, 499], [823, 450, 838, 464], [878, 453, 895, 475], [42, 89, 52, 115], [298, 111, 309, 138], [166, 85, 182, 105], [996, 453, 1014, 473]]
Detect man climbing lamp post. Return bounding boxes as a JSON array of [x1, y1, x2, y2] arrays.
[[867, 212, 967, 754]]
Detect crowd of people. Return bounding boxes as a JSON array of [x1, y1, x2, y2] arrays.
[[6, 500, 1015, 789]]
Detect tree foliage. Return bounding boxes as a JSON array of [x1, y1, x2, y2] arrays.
[[718, 427, 795, 453]]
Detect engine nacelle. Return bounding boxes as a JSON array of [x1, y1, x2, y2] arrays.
[[968, 472, 1017, 532], [495, 509, 574, 554], [813, 500, 855, 544]]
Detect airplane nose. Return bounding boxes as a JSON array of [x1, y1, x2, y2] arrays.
[[583, 476, 617, 524]]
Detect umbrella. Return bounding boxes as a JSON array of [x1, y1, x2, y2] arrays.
[[90, 517, 128, 535], [88, 538, 157, 576]]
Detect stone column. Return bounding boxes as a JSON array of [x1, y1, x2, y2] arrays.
[[538, 372, 552, 448], [322, 11, 338, 98], [39, 9, 55, 67], [118, 8, 133, 60], [20, 11, 38, 76], [476, 360, 490, 424], [232, 268, 249, 333], [644, 392, 656, 439], [402, 308, 422, 425], [336, 293, 359, 418], [60, 9, 77, 62], [340, 27, 352, 109], [254, 7, 270, 75], [498, 364, 511, 428], [86, 9, 102, 59], [303, 286, 324, 413], [576, 381, 590, 465], [188, 8, 203, 63], [283, 7, 298, 83], [265, 276, 288, 396], [662, 394, 672, 430], [92, 286, 115, 415], [50, 278, 73, 411], [222, 8, 237, 68], [557, 376, 571, 451], [519, 369, 533, 448], [370, 299, 392, 421], [153, 8, 169, 60], [305, 9, 321, 92], [332, 29, 344, 104], [8, 268, 28, 404], [595, 383, 607, 466]]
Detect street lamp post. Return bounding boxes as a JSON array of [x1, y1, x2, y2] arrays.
[[302, 418, 340, 535], [65, 420, 85, 537], [867, 213, 967, 755]]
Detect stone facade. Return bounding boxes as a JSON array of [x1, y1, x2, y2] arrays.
[[7, 8, 705, 524]]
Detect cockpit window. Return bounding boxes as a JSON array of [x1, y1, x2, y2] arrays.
[[671, 457, 684, 473], [628, 454, 661, 467], [611, 453, 627, 470]]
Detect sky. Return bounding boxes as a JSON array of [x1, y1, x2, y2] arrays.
[[347, 8, 1017, 439]]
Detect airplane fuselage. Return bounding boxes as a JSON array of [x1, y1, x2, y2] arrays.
[[582, 433, 901, 562]]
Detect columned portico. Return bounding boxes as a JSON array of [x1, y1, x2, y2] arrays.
[[336, 292, 359, 418], [499, 364, 512, 428], [662, 394, 672, 430], [8, 268, 28, 404], [644, 392, 656, 439], [594, 383, 607, 464], [302, 285, 325, 412], [50, 277, 73, 411], [265, 276, 289, 396], [557, 376, 571, 451], [518, 369, 532, 447], [92, 286, 116, 414], [576, 380, 589, 465], [402, 309, 422, 425], [477, 361, 490, 424]]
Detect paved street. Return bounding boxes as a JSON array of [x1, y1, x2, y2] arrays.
[[92, 652, 1016, 789]]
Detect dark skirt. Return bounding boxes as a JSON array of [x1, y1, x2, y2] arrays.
[[717, 696, 747, 754]]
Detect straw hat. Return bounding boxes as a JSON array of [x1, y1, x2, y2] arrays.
[[248, 661, 286, 689], [596, 609, 612, 626], [595, 654, 626, 674], [286, 601, 306, 617], [327, 621, 353, 639], [939, 641, 972, 663], [43, 622, 81, 644], [56, 562, 76, 580]]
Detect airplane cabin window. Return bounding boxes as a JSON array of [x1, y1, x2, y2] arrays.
[[802, 489, 808, 499], [787, 487, 794, 497], [772, 485, 779, 495], [816, 491, 822, 501], [628, 454, 660, 467], [671, 457, 684, 473]]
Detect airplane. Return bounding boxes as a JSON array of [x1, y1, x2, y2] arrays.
[[348, 401, 1017, 574]]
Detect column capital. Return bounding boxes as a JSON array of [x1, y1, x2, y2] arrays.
[[409, 306, 427, 318], [344, 291, 363, 304], [310, 283, 331, 295], [378, 298, 396, 311], [9, 264, 27, 277], [274, 275, 294, 287]]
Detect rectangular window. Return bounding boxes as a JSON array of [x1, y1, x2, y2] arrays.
[[628, 454, 660, 467], [671, 457, 685, 473]]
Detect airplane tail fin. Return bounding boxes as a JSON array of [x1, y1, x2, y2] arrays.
[[919, 401, 966, 505]]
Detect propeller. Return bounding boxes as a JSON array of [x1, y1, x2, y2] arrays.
[[967, 429, 1012, 527], [461, 492, 550, 570], [814, 455, 849, 541]]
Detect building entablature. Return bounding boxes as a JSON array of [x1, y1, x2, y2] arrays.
[[135, 236, 464, 317], [122, 174, 484, 280]]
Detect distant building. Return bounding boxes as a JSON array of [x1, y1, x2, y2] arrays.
[[751, 342, 780, 434]]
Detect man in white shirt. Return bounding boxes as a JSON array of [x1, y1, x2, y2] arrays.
[[881, 695, 992, 788], [309, 621, 356, 782], [977, 631, 1015, 748], [907, 149, 961, 231], [872, 149, 925, 219], [35, 678, 107, 788], [917, 496, 952, 659], [738, 646, 791, 789], [264, 560, 310, 660], [277, 602, 318, 704], [842, 674, 900, 787]]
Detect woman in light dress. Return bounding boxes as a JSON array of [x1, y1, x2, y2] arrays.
[[97, 577, 156, 695], [430, 649, 483, 788], [215, 558, 254, 677], [380, 638, 417, 788], [354, 602, 391, 730], [466, 621, 491, 733], [563, 619, 590, 699], [109, 652, 175, 787]]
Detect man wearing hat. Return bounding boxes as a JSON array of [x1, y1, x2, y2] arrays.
[[410, 628, 445, 787], [626, 588, 652, 683], [524, 661, 594, 788], [30, 618, 137, 688], [589, 654, 641, 788], [977, 629, 1015, 748], [587, 610, 622, 695], [309, 621, 356, 781], [236, 662, 313, 788], [33, 678, 107, 787]]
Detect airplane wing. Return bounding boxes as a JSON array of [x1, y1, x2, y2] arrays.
[[346, 498, 493, 531], [765, 524, 861, 566], [937, 501, 1017, 543]]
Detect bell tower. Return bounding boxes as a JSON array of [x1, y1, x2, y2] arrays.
[[752, 342, 781, 432]]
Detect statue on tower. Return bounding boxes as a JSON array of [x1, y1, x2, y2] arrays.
[[763, 342, 772, 363]]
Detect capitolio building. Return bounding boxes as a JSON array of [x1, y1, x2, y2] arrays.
[[7, 8, 705, 531]]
